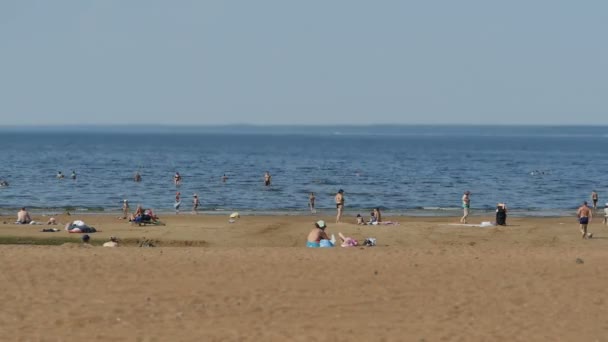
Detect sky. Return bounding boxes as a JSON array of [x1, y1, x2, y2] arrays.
[[0, 0, 606, 126]]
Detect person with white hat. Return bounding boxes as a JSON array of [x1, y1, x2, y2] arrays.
[[306, 220, 335, 248]]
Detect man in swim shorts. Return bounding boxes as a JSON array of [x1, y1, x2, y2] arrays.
[[577, 201, 593, 239], [591, 190, 599, 210], [460, 191, 471, 224], [264, 171, 272, 186]]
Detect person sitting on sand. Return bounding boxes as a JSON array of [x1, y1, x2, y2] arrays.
[[496, 203, 507, 226], [307, 220, 334, 248], [81, 234, 92, 246], [356, 214, 365, 225], [47, 217, 57, 225], [129, 205, 144, 222], [368, 211, 378, 225], [17, 208, 32, 224], [103, 236, 119, 247], [373, 208, 382, 223]]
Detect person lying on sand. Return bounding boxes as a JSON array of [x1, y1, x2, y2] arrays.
[[307, 220, 335, 248], [103, 236, 119, 247], [339, 232, 358, 247]]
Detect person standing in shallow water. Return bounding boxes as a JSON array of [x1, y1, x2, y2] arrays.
[[335, 189, 345, 223], [174, 172, 182, 186], [264, 171, 272, 187], [193, 194, 200, 214], [174, 192, 181, 214], [134, 171, 142, 182], [71, 170, 77, 180], [309, 192, 316, 214], [460, 191, 471, 223], [591, 190, 599, 210]]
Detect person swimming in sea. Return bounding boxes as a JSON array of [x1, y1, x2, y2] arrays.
[[134, 171, 142, 182], [222, 174, 228, 183], [56, 171, 64, 179], [71, 170, 77, 180], [0, 180, 8, 187]]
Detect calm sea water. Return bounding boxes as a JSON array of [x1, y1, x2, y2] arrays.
[[0, 126, 607, 216]]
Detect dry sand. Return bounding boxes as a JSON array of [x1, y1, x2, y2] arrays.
[[1, 213, 608, 341]]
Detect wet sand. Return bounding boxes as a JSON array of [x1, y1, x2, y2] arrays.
[[1, 213, 608, 341]]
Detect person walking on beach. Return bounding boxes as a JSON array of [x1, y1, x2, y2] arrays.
[[335, 189, 345, 223], [309, 192, 316, 214], [577, 201, 593, 239], [134, 171, 142, 182], [174, 172, 182, 186], [121, 200, 130, 219], [264, 171, 272, 187], [591, 190, 599, 210], [193, 194, 200, 214], [174, 192, 181, 214], [460, 191, 471, 223]]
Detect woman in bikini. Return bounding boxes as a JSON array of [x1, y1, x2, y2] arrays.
[[335, 189, 345, 223], [309, 192, 316, 213]]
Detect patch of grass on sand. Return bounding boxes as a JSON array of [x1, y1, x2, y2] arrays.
[[0, 236, 99, 246]]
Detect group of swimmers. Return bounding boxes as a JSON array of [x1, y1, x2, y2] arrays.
[[56, 171, 77, 180]]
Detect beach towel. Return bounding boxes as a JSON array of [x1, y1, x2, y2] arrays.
[[447, 221, 495, 228]]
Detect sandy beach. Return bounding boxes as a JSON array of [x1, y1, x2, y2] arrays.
[[1, 213, 608, 341]]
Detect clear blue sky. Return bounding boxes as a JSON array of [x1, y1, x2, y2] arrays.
[[1, 0, 606, 125]]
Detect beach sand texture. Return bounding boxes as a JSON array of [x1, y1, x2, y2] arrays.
[[1, 215, 608, 341]]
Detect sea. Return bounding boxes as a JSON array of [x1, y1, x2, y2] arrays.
[[0, 125, 607, 217]]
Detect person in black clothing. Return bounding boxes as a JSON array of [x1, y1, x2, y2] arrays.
[[496, 203, 507, 226]]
